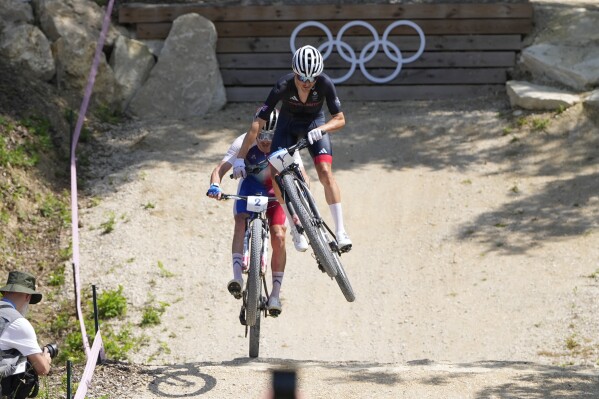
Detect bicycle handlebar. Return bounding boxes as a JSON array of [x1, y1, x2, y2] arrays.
[[220, 193, 279, 202], [227, 131, 327, 179]]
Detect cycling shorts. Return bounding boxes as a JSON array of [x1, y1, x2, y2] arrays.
[[271, 112, 333, 164], [234, 178, 285, 226]]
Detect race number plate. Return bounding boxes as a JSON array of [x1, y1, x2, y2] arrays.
[[246, 196, 269, 212], [268, 148, 296, 172]]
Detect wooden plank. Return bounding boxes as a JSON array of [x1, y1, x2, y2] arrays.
[[119, 3, 533, 24], [220, 68, 507, 86], [217, 51, 516, 69], [136, 19, 533, 40], [217, 35, 523, 53], [225, 84, 505, 102]]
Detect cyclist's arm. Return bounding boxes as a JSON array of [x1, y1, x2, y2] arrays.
[[237, 117, 266, 159], [319, 111, 345, 134], [209, 161, 232, 186]]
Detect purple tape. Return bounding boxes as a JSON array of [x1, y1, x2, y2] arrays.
[[70, 0, 115, 358]]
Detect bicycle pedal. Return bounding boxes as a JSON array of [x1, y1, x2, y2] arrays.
[[239, 308, 247, 326], [339, 244, 352, 254], [268, 309, 281, 318]]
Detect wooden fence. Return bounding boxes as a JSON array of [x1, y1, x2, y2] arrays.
[[118, 3, 534, 101]]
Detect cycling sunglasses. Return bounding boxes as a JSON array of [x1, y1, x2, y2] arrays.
[[295, 74, 316, 83], [258, 131, 274, 141]]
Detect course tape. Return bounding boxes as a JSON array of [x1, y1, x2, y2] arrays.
[[69, 0, 113, 377], [74, 331, 104, 399]]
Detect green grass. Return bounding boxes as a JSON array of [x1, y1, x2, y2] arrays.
[[140, 301, 170, 327], [157, 260, 175, 278], [100, 212, 116, 234]]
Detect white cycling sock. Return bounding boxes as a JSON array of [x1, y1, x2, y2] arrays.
[[270, 272, 284, 299], [232, 253, 243, 281], [329, 203, 346, 234]]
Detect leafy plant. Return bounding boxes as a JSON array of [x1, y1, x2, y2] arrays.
[[140, 302, 170, 327], [96, 285, 127, 319]]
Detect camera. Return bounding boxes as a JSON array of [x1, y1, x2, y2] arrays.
[[44, 343, 58, 359]]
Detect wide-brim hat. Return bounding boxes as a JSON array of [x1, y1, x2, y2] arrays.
[[0, 271, 42, 304]]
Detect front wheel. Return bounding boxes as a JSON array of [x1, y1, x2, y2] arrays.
[[281, 174, 337, 277], [249, 306, 261, 357], [246, 219, 263, 327], [331, 251, 356, 302]]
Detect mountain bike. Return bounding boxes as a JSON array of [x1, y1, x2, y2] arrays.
[[220, 192, 279, 358], [268, 137, 356, 302]]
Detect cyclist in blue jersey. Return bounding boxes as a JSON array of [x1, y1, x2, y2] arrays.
[[207, 109, 307, 315], [232, 45, 352, 252]]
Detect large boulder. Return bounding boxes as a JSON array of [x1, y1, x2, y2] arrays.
[[0, 0, 34, 32], [34, 0, 125, 108], [520, 7, 599, 91], [52, 35, 122, 108], [33, 0, 121, 45], [0, 23, 55, 81], [109, 36, 156, 108], [128, 13, 227, 119]]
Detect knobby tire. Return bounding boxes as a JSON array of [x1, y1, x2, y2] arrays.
[[249, 308, 261, 357], [246, 219, 263, 327], [331, 251, 356, 302], [281, 174, 337, 278]]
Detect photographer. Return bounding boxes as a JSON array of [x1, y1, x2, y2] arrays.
[[0, 271, 53, 399]]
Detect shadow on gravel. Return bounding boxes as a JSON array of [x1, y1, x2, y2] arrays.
[[133, 359, 598, 398], [142, 363, 217, 397], [457, 172, 599, 254]]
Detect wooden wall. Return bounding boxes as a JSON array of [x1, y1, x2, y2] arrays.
[[118, 3, 534, 101]]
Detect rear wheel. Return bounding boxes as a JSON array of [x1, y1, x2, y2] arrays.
[[249, 306, 261, 357], [246, 219, 263, 327], [282, 174, 337, 278]]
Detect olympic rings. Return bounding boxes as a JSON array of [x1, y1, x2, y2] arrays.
[[290, 20, 426, 84]]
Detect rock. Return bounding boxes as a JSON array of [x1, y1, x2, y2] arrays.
[[521, 44, 599, 91], [109, 36, 156, 108], [506, 80, 580, 110], [127, 13, 227, 119], [585, 89, 599, 110], [0, 0, 34, 32], [52, 36, 122, 108], [33, 0, 121, 45], [520, 8, 599, 91], [0, 23, 55, 81]]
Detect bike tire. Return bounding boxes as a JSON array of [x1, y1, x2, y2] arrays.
[[281, 174, 337, 278], [331, 251, 356, 302], [246, 219, 263, 327], [249, 306, 261, 357]]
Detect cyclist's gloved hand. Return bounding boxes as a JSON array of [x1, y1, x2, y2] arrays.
[[232, 158, 246, 179], [206, 183, 221, 198], [307, 128, 323, 145]]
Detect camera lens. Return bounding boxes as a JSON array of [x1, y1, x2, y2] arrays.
[[45, 343, 58, 359]]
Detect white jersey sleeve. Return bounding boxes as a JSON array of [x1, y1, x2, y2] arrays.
[[0, 318, 42, 357], [221, 133, 247, 165]]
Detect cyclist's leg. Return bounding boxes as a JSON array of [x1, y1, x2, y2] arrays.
[[266, 199, 286, 314], [228, 182, 250, 299], [307, 120, 352, 250]]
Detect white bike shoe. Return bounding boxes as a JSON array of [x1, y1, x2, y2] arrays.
[[336, 231, 353, 252], [227, 278, 243, 300], [290, 226, 309, 252], [267, 296, 282, 317]]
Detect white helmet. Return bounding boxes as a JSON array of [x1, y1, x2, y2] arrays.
[[292, 45, 324, 80]]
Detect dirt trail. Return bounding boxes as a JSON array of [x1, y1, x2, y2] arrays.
[[70, 97, 599, 398]]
